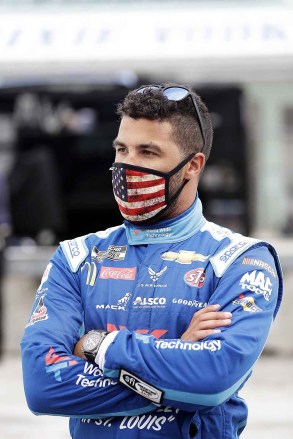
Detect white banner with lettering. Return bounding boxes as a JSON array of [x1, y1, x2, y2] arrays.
[[0, 7, 292, 63]]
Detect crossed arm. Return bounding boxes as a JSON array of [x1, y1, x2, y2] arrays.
[[74, 305, 232, 359]]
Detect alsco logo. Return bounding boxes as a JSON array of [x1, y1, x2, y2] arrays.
[[184, 268, 206, 288]]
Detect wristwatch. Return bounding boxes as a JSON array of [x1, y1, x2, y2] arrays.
[[81, 329, 109, 363]]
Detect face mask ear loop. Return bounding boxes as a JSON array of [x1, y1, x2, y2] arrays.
[[168, 152, 196, 177]]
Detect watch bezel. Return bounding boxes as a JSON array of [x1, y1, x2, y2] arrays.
[[81, 330, 109, 363]]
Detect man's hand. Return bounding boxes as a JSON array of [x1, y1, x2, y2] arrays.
[[180, 304, 232, 341]]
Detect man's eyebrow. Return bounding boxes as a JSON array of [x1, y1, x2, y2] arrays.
[[112, 139, 124, 149], [112, 140, 162, 152]]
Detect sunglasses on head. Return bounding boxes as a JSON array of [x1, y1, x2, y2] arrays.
[[136, 85, 206, 151]]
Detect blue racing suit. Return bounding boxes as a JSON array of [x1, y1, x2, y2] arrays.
[[21, 197, 283, 438]]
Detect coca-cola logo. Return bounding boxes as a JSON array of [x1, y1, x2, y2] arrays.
[[184, 268, 206, 288], [99, 266, 136, 280]]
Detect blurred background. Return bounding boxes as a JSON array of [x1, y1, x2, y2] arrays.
[[0, 0, 292, 438]]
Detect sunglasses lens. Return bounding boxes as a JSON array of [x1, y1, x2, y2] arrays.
[[163, 87, 189, 101], [136, 85, 160, 94]]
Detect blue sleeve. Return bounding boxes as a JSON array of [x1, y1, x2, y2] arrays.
[[21, 246, 156, 419], [102, 244, 282, 412]]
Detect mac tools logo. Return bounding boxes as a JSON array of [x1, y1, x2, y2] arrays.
[[239, 270, 272, 301]]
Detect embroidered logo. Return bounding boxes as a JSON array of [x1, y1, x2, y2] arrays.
[[45, 347, 78, 382], [26, 295, 48, 327], [184, 268, 206, 288], [91, 245, 127, 263], [161, 250, 209, 264], [148, 266, 167, 282]]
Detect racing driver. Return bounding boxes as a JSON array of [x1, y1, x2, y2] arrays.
[[21, 83, 283, 438]]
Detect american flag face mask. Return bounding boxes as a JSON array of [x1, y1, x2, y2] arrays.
[[111, 153, 194, 224]]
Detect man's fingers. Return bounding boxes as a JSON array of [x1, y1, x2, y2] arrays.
[[196, 318, 231, 331], [181, 328, 221, 342], [191, 310, 232, 323], [194, 304, 221, 316]]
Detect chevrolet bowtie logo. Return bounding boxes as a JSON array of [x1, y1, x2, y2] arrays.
[[161, 250, 209, 264]]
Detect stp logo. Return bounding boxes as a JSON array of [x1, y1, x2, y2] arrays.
[[184, 268, 206, 288]]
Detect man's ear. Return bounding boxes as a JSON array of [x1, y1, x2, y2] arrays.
[[184, 153, 206, 180]]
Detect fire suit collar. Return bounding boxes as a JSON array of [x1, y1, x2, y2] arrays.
[[125, 196, 206, 245]]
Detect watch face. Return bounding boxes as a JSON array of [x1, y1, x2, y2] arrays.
[[83, 333, 101, 352]]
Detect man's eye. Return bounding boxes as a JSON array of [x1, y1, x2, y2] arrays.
[[142, 150, 156, 156]]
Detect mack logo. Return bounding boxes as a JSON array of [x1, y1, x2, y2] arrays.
[[99, 266, 136, 280], [161, 250, 208, 264], [184, 268, 206, 288], [239, 270, 272, 301], [119, 369, 163, 404], [96, 292, 132, 311]]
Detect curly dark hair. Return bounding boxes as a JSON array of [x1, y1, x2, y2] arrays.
[[116, 83, 213, 161]]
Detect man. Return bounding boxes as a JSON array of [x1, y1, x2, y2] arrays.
[[21, 84, 283, 438]]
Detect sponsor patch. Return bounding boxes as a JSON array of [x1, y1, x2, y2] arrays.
[[99, 266, 136, 280], [184, 268, 206, 288], [26, 295, 48, 327], [148, 266, 167, 282], [81, 261, 97, 286], [96, 292, 132, 311], [61, 235, 89, 272], [133, 296, 166, 308], [172, 298, 207, 308], [242, 257, 276, 278], [219, 241, 248, 263], [107, 323, 168, 339], [239, 270, 272, 301], [91, 245, 127, 263], [210, 236, 259, 277], [119, 369, 163, 404], [155, 339, 221, 352], [45, 347, 78, 382], [161, 250, 209, 264], [232, 295, 262, 313]]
